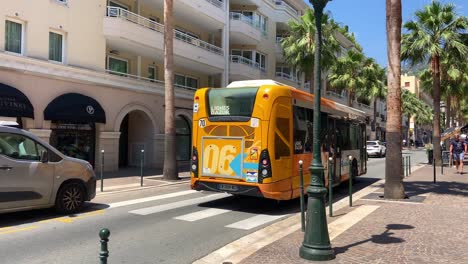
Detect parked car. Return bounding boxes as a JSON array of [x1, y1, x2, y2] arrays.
[[0, 125, 96, 214], [366, 140, 387, 158]]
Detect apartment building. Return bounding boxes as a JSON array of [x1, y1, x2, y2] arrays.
[[0, 0, 309, 171], [401, 74, 433, 144]]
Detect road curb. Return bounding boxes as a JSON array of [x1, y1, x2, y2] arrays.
[[193, 178, 385, 264], [96, 179, 190, 196]]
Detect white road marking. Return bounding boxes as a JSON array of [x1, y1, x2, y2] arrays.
[[174, 208, 231, 222], [129, 193, 230, 215], [225, 214, 288, 230], [108, 190, 198, 209]]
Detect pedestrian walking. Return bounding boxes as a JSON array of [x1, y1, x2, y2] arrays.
[[449, 134, 467, 174]]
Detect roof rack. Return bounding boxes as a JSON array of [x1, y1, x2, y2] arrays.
[[226, 79, 290, 88]]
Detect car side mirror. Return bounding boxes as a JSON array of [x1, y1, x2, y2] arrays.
[[40, 151, 49, 163]]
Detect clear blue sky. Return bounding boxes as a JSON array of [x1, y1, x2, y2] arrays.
[[309, 0, 467, 66]]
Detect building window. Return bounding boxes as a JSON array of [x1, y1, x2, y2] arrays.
[[405, 81, 410, 87], [49, 32, 64, 62], [108, 0, 128, 10], [175, 74, 198, 89], [5, 20, 23, 54], [255, 52, 266, 70], [107, 56, 128, 75]]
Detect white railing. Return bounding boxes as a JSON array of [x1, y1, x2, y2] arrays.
[[326, 90, 344, 98], [106, 7, 223, 55], [230, 55, 265, 72], [230, 12, 267, 36], [276, 72, 299, 82], [206, 0, 224, 9], [270, 0, 299, 16], [106, 69, 198, 91]]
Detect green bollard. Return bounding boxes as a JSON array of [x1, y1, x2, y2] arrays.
[[406, 156, 409, 177], [299, 160, 305, 232], [100, 150, 104, 192], [402, 156, 405, 177], [441, 156, 444, 175], [348, 156, 353, 207], [328, 157, 333, 217], [99, 228, 110, 264], [433, 157, 436, 183], [140, 149, 145, 187], [409, 156, 412, 175]]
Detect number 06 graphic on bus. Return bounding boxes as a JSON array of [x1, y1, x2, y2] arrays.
[[202, 137, 244, 178]]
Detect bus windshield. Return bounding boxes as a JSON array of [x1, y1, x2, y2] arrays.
[[207, 87, 258, 117]]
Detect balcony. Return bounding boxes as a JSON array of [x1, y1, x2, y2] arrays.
[[229, 12, 266, 45], [229, 55, 265, 81], [265, 0, 300, 23], [0, 52, 195, 100], [177, 0, 226, 26], [104, 7, 224, 74], [275, 72, 300, 87]]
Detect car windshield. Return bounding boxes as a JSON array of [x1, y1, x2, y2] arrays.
[[367, 141, 377, 146]]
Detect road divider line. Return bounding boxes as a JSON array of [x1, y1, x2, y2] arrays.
[[129, 193, 230, 216], [226, 214, 289, 230], [108, 190, 198, 209], [174, 208, 231, 222], [0, 226, 38, 235]]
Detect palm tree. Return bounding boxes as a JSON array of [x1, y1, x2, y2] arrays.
[[163, 0, 178, 180], [401, 1, 468, 165], [384, 0, 405, 199], [328, 49, 366, 106], [360, 58, 387, 140], [281, 9, 340, 93]]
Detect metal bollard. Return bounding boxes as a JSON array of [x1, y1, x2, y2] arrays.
[[409, 156, 411, 175], [441, 156, 444, 175], [348, 155, 353, 207], [100, 150, 104, 192], [299, 160, 305, 232], [433, 157, 436, 183], [402, 156, 406, 177], [140, 149, 145, 187], [99, 228, 110, 264], [406, 156, 410, 177], [328, 157, 333, 217]]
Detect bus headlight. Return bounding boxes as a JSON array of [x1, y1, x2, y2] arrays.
[[261, 169, 268, 176], [192, 164, 197, 171]]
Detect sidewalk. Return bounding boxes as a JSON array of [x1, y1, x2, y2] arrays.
[[235, 164, 468, 264], [95, 167, 191, 194]]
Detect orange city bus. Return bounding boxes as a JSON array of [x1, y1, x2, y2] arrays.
[[190, 80, 367, 200]]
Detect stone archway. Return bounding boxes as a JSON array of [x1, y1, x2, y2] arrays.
[[115, 104, 157, 168]]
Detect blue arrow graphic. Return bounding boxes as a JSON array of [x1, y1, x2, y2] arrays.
[[230, 153, 258, 176]]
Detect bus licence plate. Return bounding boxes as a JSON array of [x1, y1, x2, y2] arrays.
[[218, 184, 239, 192]]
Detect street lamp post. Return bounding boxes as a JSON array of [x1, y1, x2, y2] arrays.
[[299, 0, 335, 261]]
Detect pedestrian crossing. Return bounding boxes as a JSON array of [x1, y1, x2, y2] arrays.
[[119, 191, 291, 231]]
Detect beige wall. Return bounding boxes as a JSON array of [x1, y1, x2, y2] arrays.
[[0, 0, 106, 70]]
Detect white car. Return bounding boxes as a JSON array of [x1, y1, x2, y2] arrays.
[[366, 140, 386, 158]]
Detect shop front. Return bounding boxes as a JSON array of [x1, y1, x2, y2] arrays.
[[0, 83, 34, 127], [44, 93, 106, 167]]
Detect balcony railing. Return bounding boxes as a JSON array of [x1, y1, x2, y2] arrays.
[[229, 12, 267, 36], [105, 69, 197, 91], [276, 72, 299, 83], [326, 90, 344, 98], [269, 0, 299, 16], [206, 0, 224, 9], [106, 7, 223, 55], [230, 55, 265, 72]]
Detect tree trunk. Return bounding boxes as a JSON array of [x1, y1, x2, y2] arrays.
[[348, 90, 353, 107], [432, 55, 441, 166], [163, 0, 178, 180], [384, 0, 405, 199], [445, 96, 451, 129]]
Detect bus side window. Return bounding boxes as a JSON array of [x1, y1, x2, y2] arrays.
[[273, 99, 291, 160], [293, 106, 313, 154]]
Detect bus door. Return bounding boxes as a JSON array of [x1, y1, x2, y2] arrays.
[[360, 123, 367, 173]]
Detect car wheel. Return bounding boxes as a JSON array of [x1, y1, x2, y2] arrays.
[[55, 182, 85, 214], [379, 151, 382, 158]]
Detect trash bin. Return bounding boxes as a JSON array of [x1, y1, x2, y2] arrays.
[[427, 149, 433, 164]]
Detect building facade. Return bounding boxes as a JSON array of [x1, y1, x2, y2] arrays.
[[0, 0, 311, 171]]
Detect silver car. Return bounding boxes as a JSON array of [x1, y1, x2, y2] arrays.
[[0, 125, 96, 214]]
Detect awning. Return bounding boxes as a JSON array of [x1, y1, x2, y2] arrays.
[[0, 83, 34, 118], [44, 93, 106, 123], [441, 124, 468, 141]]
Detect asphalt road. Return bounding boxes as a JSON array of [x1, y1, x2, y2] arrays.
[[0, 150, 427, 264]]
